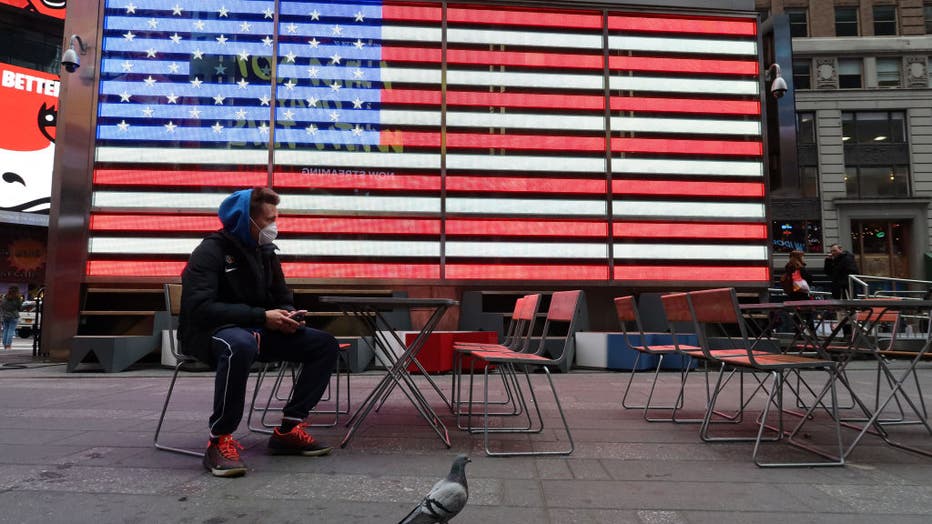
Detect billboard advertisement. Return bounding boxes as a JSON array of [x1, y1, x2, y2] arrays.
[[0, 1, 66, 19]]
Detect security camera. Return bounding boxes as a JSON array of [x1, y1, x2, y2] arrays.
[[61, 35, 87, 74], [771, 76, 788, 99], [61, 47, 80, 73]]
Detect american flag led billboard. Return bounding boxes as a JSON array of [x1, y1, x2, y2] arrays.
[[88, 0, 768, 284]]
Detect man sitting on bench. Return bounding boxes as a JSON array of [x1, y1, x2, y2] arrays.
[[179, 186, 339, 477]]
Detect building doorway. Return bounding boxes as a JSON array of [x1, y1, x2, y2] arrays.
[[850, 219, 910, 279]]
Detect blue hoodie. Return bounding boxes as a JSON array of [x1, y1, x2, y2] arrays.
[[217, 189, 256, 249]]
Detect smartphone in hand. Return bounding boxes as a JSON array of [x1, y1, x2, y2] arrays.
[[288, 309, 308, 322]]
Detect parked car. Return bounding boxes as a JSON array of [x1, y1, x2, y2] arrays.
[[16, 300, 36, 338]]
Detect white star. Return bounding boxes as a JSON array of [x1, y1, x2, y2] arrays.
[[141, 106, 154, 117], [352, 97, 363, 109], [352, 124, 363, 136], [306, 96, 319, 106], [192, 49, 204, 59], [171, 4, 183, 16], [218, 6, 229, 17], [282, 109, 295, 120], [238, 49, 250, 61], [257, 122, 269, 134], [330, 53, 341, 64], [330, 81, 341, 91], [125, 3, 136, 14], [259, 95, 271, 106], [237, 78, 249, 89], [283, 79, 296, 90], [240, 21, 252, 32], [331, 25, 343, 36], [355, 11, 365, 22], [146, 48, 157, 58], [307, 66, 319, 78], [353, 39, 365, 49], [147, 18, 158, 29], [193, 20, 205, 31], [353, 68, 364, 79], [214, 63, 227, 75], [284, 51, 296, 63], [329, 111, 340, 122], [213, 94, 226, 105], [117, 120, 129, 131], [164, 121, 177, 133], [234, 109, 247, 120], [190, 77, 203, 88], [262, 35, 274, 47], [263, 7, 274, 19], [308, 37, 319, 48], [123, 30, 136, 41], [212, 121, 224, 133], [170, 33, 182, 44], [286, 23, 297, 33], [166, 93, 179, 103], [143, 75, 156, 86], [310, 10, 320, 20], [189, 107, 201, 118], [216, 34, 228, 45], [168, 62, 180, 73], [121, 61, 133, 72], [305, 123, 318, 135], [119, 91, 131, 102]]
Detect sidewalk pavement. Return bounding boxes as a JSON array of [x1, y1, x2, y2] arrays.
[[1, 354, 931, 523]]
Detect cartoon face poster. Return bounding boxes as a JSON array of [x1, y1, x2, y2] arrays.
[[0, 1, 66, 20], [0, 62, 59, 214]]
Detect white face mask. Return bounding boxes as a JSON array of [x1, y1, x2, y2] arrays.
[[252, 219, 278, 245]]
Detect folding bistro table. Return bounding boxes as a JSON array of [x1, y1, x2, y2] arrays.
[[319, 296, 459, 448]]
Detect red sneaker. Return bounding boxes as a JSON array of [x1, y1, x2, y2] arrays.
[[203, 434, 246, 477], [268, 423, 333, 456]]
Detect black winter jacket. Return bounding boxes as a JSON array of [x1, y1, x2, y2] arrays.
[[823, 250, 860, 298], [179, 230, 293, 364]]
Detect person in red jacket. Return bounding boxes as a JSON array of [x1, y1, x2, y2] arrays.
[[180, 187, 338, 477]]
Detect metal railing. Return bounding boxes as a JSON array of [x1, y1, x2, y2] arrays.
[[848, 274, 932, 300]]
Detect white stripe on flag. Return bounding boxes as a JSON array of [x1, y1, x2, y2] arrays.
[[446, 241, 607, 259], [612, 158, 762, 177], [614, 244, 767, 260], [611, 117, 760, 136], [379, 111, 604, 131], [92, 192, 442, 214], [610, 76, 759, 95], [382, 26, 602, 50], [609, 35, 757, 55], [89, 237, 441, 257], [446, 155, 606, 173], [612, 201, 765, 219], [382, 68, 603, 90]]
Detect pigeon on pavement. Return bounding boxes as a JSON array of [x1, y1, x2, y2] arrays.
[[398, 454, 471, 524]]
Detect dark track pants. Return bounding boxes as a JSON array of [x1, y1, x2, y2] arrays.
[[208, 326, 339, 436]]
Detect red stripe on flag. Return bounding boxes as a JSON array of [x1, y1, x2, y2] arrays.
[[610, 96, 760, 116], [612, 180, 765, 198], [609, 56, 758, 75], [90, 214, 219, 231], [381, 89, 605, 111], [382, 4, 442, 22], [447, 175, 605, 195], [615, 265, 769, 281], [278, 217, 441, 235], [446, 7, 602, 29], [94, 169, 267, 187], [446, 264, 609, 280], [87, 260, 187, 277], [394, 131, 604, 152], [447, 218, 608, 237], [611, 138, 762, 156], [282, 262, 440, 279], [274, 172, 440, 191], [608, 14, 757, 36], [613, 221, 767, 239]]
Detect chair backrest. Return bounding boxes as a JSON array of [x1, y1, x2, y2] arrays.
[[856, 300, 901, 349], [163, 284, 183, 358], [499, 296, 525, 346], [686, 288, 756, 363], [531, 290, 583, 364], [514, 294, 542, 352], [660, 292, 692, 323]]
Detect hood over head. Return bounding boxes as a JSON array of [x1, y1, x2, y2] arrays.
[[218, 189, 256, 248]]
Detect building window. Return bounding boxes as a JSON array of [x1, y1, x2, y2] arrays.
[[800, 166, 820, 198], [926, 4, 932, 34], [786, 8, 808, 38], [838, 59, 862, 88], [792, 59, 811, 89], [772, 221, 823, 254], [845, 166, 910, 198], [835, 7, 859, 37], [873, 6, 897, 36], [757, 8, 770, 22], [797, 112, 816, 144], [842, 111, 905, 144], [877, 58, 901, 87]]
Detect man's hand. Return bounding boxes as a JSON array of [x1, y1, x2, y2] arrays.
[[265, 309, 302, 334]]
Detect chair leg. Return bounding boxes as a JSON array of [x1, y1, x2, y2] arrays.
[[154, 361, 205, 457]]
